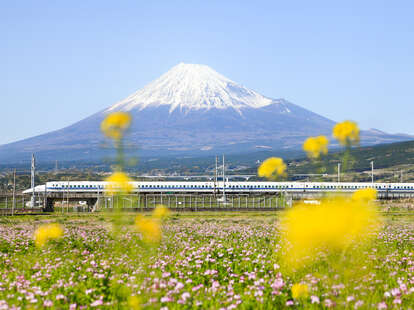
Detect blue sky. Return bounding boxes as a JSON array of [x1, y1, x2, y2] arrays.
[[1, 0, 413, 145]]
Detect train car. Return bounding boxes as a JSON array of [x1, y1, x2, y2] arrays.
[[23, 181, 414, 195]]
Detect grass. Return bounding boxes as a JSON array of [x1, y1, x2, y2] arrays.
[[0, 210, 412, 309]]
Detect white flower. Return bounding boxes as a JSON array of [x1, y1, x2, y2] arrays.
[[311, 296, 320, 304]]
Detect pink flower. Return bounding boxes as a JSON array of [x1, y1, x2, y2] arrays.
[[69, 304, 77, 310], [391, 288, 401, 297], [286, 300, 294, 306], [160, 296, 172, 303], [393, 298, 402, 305], [192, 284, 203, 292], [354, 300, 364, 309], [399, 283, 407, 293], [211, 281, 220, 292], [271, 279, 284, 290], [90, 299, 103, 307], [324, 299, 335, 308], [311, 296, 320, 304], [377, 302, 387, 309], [43, 300, 53, 307], [181, 292, 190, 301]]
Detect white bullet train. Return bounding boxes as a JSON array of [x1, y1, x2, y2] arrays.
[[23, 181, 414, 194]]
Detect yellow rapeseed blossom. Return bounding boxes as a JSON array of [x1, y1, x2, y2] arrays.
[[105, 172, 133, 195], [135, 216, 162, 243], [128, 295, 141, 310], [280, 196, 381, 269], [153, 204, 170, 219], [34, 223, 63, 247], [291, 283, 309, 299], [333, 120, 360, 146], [101, 112, 131, 140], [352, 188, 377, 202], [258, 157, 286, 179], [303, 135, 329, 159]]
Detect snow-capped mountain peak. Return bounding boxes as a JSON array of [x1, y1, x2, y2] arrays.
[[107, 63, 273, 113]]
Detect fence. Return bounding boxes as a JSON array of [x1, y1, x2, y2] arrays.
[[95, 193, 291, 211], [0, 193, 45, 215]]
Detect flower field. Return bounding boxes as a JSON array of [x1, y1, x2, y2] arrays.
[[0, 211, 412, 309]]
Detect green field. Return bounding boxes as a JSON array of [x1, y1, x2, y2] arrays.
[[0, 211, 412, 309]]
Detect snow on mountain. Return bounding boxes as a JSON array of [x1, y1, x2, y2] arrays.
[[107, 63, 275, 114]]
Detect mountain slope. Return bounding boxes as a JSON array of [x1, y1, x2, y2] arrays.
[[0, 63, 412, 163]]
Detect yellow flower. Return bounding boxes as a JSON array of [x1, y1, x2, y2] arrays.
[[352, 188, 377, 202], [291, 283, 309, 299], [101, 112, 131, 140], [135, 216, 162, 243], [303, 135, 329, 159], [153, 204, 170, 219], [128, 295, 141, 310], [258, 157, 286, 179], [280, 196, 381, 269], [105, 172, 133, 195], [333, 120, 360, 146], [34, 223, 63, 247]]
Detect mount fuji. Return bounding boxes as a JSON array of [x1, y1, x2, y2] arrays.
[[0, 63, 411, 163]]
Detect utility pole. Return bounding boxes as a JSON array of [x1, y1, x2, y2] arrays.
[[67, 179, 69, 213], [222, 155, 226, 203], [371, 161, 374, 184], [400, 170, 403, 183], [337, 163, 341, 183], [62, 181, 65, 214], [214, 156, 218, 197], [12, 169, 16, 216], [31, 154, 35, 208]]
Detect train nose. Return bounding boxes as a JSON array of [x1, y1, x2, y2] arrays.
[[23, 185, 46, 194]]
